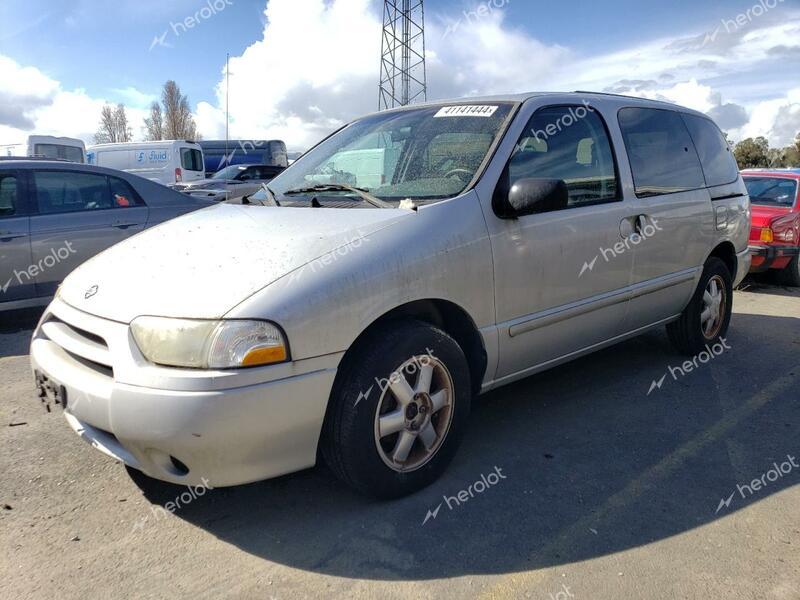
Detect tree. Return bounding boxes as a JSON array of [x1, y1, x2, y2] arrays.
[[94, 103, 132, 143], [143, 102, 164, 141], [162, 80, 200, 140], [734, 137, 770, 170]]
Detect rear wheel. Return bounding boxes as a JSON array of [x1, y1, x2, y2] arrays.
[[777, 255, 800, 287], [667, 258, 733, 356], [321, 320, 471, 499]]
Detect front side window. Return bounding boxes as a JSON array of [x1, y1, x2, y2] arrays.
[[263, 103, 515, 205], [505, 105, 618, 208], [0, 172, 18, 217], [682, 114, 739, 187], [618, 107, 705, 197], [744, 177, 798, 208], [181, 148, 203, 172], [33, 171, 127, 214]]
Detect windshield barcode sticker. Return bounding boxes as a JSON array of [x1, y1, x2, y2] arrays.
[[434, 105, 499, 118]]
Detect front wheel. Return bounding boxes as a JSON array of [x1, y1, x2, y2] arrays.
[[667, 257, 733, 356], [321, 320, 472, 499]]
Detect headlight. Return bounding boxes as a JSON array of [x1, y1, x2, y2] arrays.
[[130, 317, 289, 369]]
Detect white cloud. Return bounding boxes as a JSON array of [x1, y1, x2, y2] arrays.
[[2, 1, 798, 153]]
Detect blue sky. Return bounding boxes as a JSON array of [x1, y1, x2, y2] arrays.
[[1, 0, 798, 150]]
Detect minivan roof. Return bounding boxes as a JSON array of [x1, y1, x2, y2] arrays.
[[371, 91, 707, 119]]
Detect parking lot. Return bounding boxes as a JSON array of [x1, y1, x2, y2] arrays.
[[0, 279, 797, 600]]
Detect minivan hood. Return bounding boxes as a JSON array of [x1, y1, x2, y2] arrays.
[[59, 203, 410, 323]]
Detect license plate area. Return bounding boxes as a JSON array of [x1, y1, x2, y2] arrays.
[[35, 371, 68, 412]]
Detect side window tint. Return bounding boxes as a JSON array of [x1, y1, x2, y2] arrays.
[[0, 172, 18, 217], [681, 114, 739, 187], [34, 171, 112, 214], [507, 105, 618, 208], [109, 177, 142, 208], [618, 107, 705, 197]]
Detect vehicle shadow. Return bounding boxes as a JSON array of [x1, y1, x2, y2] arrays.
[[0, 308, 44, 359], [130, 310, 800, 581], [737, 276, 800, 298]]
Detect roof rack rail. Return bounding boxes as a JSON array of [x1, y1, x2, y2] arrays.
[[573, 90, 675, 105]]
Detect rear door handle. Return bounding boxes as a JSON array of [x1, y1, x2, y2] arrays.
[[112, 222, 137, 230]]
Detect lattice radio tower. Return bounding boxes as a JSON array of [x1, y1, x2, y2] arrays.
[[378, 0, 427, 111]]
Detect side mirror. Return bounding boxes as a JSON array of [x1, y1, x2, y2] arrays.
[[506, 178, 569, 217]]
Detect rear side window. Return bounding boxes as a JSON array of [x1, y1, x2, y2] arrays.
[[181, 148, 203, 172], [618, 107, 705, 197], [0, 172, 18, 217], [682, 114, 739, 187], [33, 171, 119, 214], [506, 105, 618, 208], [109, 177, 142, 207]]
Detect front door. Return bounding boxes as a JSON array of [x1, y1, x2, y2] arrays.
[[483, 104, 635, 382]]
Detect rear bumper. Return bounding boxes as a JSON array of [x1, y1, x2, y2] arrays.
[[748, 245, 799, 272]]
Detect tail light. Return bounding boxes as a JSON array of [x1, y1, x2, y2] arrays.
[[175, 168, 182, 183], [770, 213, 800, 244]]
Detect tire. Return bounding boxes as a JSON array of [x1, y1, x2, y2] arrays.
[[777, 255, 800, 287], [667, 257, 733, 356], [321, 319, 472, 499]]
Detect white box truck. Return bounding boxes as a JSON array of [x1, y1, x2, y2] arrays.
[[27, 135, 86, 163], [86, 140, 205, 186]]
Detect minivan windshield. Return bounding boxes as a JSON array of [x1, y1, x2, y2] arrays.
[[258, 103, 515, 206], [744, 177, 798, 208]]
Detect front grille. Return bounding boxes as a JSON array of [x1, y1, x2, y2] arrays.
[[39, 315, 115, 378]]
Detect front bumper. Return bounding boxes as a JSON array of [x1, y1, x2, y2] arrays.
[[748, 245, 799, 273], [30, 297, 340, 487]]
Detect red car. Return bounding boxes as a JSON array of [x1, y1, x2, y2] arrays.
[[742, 169, 800, 286]]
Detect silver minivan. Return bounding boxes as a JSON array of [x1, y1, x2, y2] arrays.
[[31, 92, 751, 498]]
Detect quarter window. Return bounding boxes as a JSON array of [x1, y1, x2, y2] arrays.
[[618, 107, 705, 197], [0, 172, 18, 217], [506, 105, 619, 208], [681, 114, 739, 187]]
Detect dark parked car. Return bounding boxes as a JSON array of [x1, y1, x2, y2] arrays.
[[170, 163, 285, 202], [0, 160, 213, 311]]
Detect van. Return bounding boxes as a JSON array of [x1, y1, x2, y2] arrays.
[[32, 92, 751, 499], [198, 140, 288, 176], [86, 140, 205, 186], [27, 135, 86, 163]]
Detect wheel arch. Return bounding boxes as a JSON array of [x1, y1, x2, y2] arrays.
[[336, 299, 488, 398], [707, 241, 737, 277]]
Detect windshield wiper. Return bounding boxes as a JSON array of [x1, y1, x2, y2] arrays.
[[284, 184, 391, 209]]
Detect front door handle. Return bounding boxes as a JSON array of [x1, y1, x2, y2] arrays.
[[112, 222, 137, 230]]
